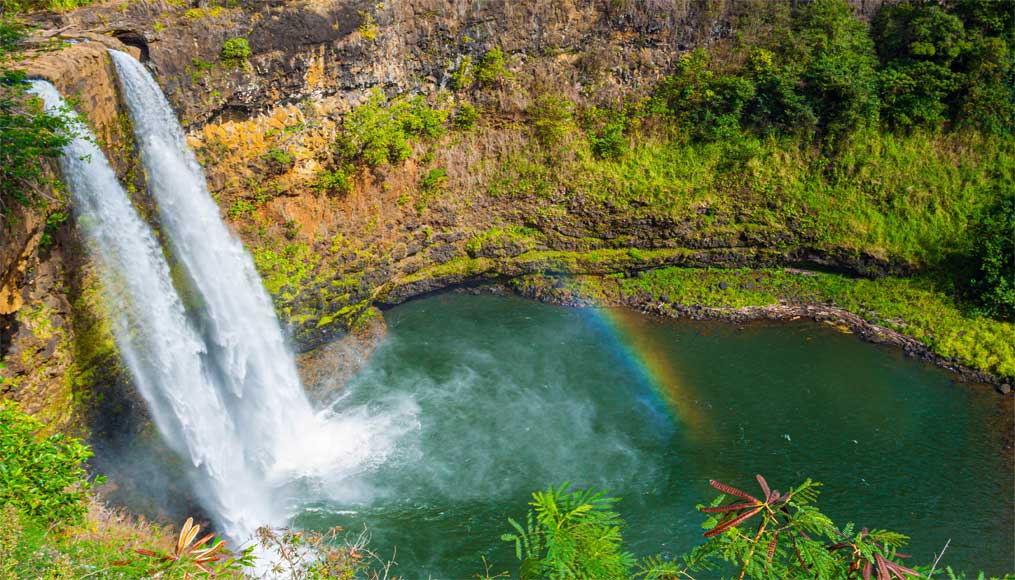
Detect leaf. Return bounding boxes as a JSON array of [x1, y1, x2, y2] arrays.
[[767, 531, 780, 564], [177, 517, 195, 554], [701, 501, 757, 514], [709, 479, 760, 503], [756, 474, 772, 501], [704, 506, 762, 538]]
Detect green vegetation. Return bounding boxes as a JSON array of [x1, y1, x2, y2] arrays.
[[314, 167, 352, 195], [873, 0, 1013, 133], [495, 480, 1013, 580], [264, 147, 295, 172], [653, 0, 1012, 142], [967, 193, 1014, 321], [0, 19, 72, 215], [451, 56, 474, 91], [0, 401, 98, 523], [453, 102, 479, 130], [530, 94, 575, 150], [221, 37, 251, 65], [476, 46, 510, 86], [614, 267, 1015, 378], [333, 89, 448, 167], [358, 11, 378, 41], [0, 0, 92, 13]]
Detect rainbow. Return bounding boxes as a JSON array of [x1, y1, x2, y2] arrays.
[[585, 306, 707, 438]]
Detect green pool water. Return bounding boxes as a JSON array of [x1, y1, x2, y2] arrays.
[[296, 293, 1013, 578]]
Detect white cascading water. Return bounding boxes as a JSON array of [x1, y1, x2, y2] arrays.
[[32, 56, 417, 545], [28, 81, 277, 536], [106, 50, 417, 541]]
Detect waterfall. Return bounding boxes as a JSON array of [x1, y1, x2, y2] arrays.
[[105, 51, 418, 541], [28, 81, 277, 537]]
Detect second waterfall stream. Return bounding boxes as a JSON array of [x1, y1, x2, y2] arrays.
[[45, 51, 417, 543]]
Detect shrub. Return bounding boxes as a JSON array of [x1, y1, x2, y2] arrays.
[[415, 167, 448, 212], [335, 89, 448, 167], [227, 198, 256, 219], [264, 147, 294, 169], [0, 401, 98, 524], [529, 94, 574, 149], [358, 11, 378, 41], [314, 167, 352, 195], [656, 49, 756, 141], [476, 47, 510, 86], [451, 56, 474, 91], [968, 192, 1015, 321], [587, 109, 628, 159], [453, 102, 479, 130], [220, 37, 251, 65]]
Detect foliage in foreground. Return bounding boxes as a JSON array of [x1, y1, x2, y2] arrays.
[[1, 400, 1011, 579], [497, 479, 1014, 580], [0, 400, 98, 523]]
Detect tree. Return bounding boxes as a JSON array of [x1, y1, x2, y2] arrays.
[[792, 0, 880, 140], [968, 192, 1015, 321]]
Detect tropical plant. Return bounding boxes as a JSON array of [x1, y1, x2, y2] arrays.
[[968, 192, 1015, 321], [0, 401, 99, 523], [133, 517, 252, 578], [502, 483, 635, 580], [497, 476, 1010, 580]]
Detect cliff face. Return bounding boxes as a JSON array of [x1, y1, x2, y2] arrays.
[[0, 38, 142, 435], [34, 0, 887, 125], [3, 0, 903, 430]]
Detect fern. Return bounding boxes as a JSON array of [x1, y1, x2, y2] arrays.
[[493, 476, 1003, 580]]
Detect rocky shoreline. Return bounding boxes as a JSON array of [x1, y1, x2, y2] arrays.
[[475, 277, 1012, 395]]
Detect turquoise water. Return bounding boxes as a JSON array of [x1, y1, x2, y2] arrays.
[[297, 293, 1013, 578]]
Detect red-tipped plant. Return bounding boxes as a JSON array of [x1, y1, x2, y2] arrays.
[[133, 517, 233, 577]]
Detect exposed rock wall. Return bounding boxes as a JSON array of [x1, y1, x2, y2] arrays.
[[1, 39, 140, 435], [33, 0, 887, 125]]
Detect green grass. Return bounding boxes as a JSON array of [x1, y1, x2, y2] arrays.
[[619, 267, 1015, 378], [556, 128, 1012, 267]]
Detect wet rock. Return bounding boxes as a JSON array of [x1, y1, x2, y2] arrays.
[[427, 243, 459, 264]]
